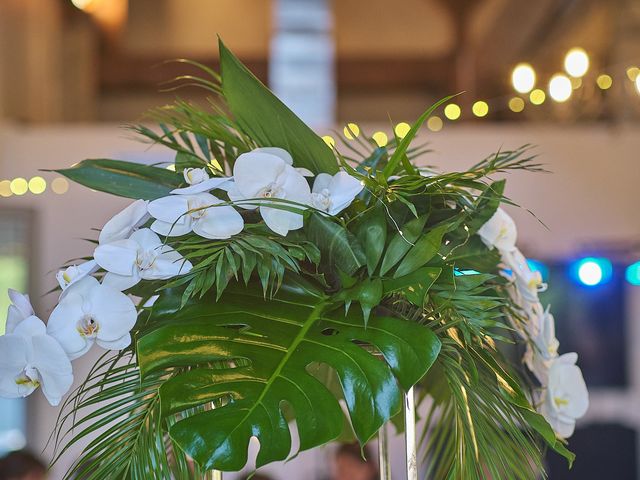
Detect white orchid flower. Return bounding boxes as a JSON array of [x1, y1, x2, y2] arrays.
[[502, 249, 547, 308], [5, 289, 35, 335], [524, 303, 559, 383], [183, 167, 209, 185], [170, 176, 234, 195], [0, 315, 73, 406], [95, 228, 192, 291], [99, 199, 150, 245], [228, 148, 311, 236], [56, 260, 99, 294], [538, 353, 589, 438], [148, 192, 244, 239], [477, 208, 517, 253], [47, 277, 137, 360], [310, 172, 363, 215]]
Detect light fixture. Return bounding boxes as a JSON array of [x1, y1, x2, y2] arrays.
[[343, 123, 360, 140], [394, 122, 411, 139], [596, 74, 613, 90], [444, 104, 461, 120], [626, 261, 640, 286], [564, 48, 589, 78], [472, 101, 489, 117], [512, 63, 536, 94], [549, 74, 572, 102], [508, 97, 525, 112], [572, 257, 612, 287], [529, 89, 546, 105], [372, 132, 388, 147], [427, 116, 443, 132]]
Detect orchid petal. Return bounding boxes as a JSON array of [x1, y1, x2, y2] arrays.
[[102, 271, 141, 291], [327, 171, 363, 215], [260, 206, 303, 236], [171, 177, 234, 195], [8, 289, 33, 318], [96, 333, 132, 351], [0, 335, 31, 398], [148, 195, 190, 225], [253, 147, 293, 165], [99, 199, 150, 245], [192, 206, 244, 239], [47, 293, 91, 360], [312, 173, 333, 194], [32, 335, 73, 406], [94, 239, 139, 276], [12, 315, 47, 339], [57, 260, 99, 295], [150, 219, 193, 237], [88, 285, 137, 342], [233, 152, 286, 198]]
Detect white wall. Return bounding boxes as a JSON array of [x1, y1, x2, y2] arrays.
[[1, 122, 639, 478]]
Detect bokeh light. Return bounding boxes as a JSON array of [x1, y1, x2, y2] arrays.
[[70, 0, 96, 11], [564, 48, 589, 77], [572, 257, 612, 286], [0, 180, 11, 198], [511, 63, 536, 94], [51, 177, 70, 195], [596, 74, 613, 90], [508, 97, 525, 112], [444, 104, 461, 120], [394, 122, 411, 139], [626, 67, 639, 81], [427, 116, 443, 132], [472, 101, 489, 117], [372, 131, 388, 147], [343, 123, 360, 139], [322, 135, 336, 148], [549, 74, 572, 102], [626, 261, 640, 286], [636, 75, 640, 94], [28, 176, 47, 194], [10, 178, 28, 196], [529, 89, 546, 105]]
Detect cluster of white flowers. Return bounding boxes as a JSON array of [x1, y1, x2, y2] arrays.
[[478, 208, 589, 438], [0, 147, 363, 406]]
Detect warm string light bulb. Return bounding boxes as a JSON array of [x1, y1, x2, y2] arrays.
[[549, 74, 572, 102], [512, 64, 536, 94], [564, 48, 589, 78]]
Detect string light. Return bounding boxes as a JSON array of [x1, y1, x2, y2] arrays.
[[394, 122, 411, 139], [511, 63, 536, 94], [343, 123, 360, 139], [508, 97, 525, 112], [549, 74, 572, 102], [529, 89, 546, 105], [28, 177, 46, 194], [596, 74, 613, 90], [564, 48, 589, 78], [0, 180, 11, 198], [444, 104, 461, 120], [10, 178, 28, 196], [626, 67, 639, 82], [427, 116, 443, 132], [322, 135, 336, 148], [51, 178, 69, 195], [472, 101, 489, 117], [372, 131, 388, 147]]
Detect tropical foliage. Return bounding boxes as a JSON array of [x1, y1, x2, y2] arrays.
[[0, 40, 588, 479]]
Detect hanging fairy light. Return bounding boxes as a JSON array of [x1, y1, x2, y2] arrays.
[[549, 74, 573, 102], [564, 48, 589, 78], [596, 74, 613, 90], [511, 63, 536, 94]]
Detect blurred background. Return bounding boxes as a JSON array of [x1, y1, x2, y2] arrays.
[[0, 0, 639, 478]]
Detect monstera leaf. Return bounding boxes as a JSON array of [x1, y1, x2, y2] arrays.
[[137, 278, 441, 472]]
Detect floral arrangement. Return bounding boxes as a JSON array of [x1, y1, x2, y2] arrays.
[[0, 41, 588, 479]]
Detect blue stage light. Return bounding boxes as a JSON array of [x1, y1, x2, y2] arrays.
[[526, 259, 549, 282], [572, 257, 612, 286], [626, 261, 640, 286]]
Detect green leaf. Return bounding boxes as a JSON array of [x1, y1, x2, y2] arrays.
[[356, 277, 383, 325], [219, 39, 338, 174], [393, 224, 448, 278], [305, 213, 366, 275], [379, 215, 428, 276], [137, 280, 441, 472], [55, 159, 180, 200], [354, 206, 387, 276], [175, 151, 207, 171], [519, 409, 576, 468], [382, 267, 441, 295], [465, 179, 506, 234]]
